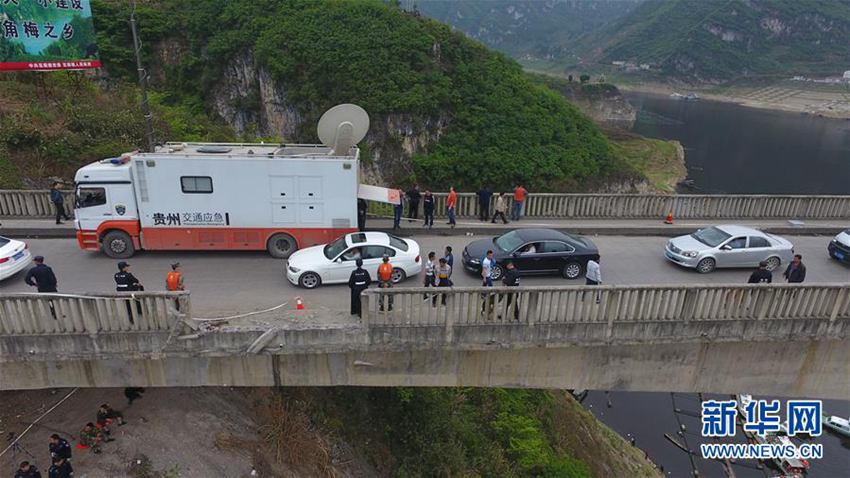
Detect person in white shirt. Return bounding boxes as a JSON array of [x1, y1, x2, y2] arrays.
[[585, 255, 601, 285], [481, 250, 495, 287], [423, 251, 436, 301]]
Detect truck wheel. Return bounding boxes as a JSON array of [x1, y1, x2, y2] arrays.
[[102, 230, 135, 259], [267, 233, 297, 259]]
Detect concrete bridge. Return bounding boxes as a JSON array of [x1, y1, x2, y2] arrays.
[[1, 284, 848, 398]]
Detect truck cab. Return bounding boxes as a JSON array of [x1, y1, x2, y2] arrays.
[[74, 155, 142, 257]]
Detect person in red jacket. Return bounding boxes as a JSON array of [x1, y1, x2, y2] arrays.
[[446, 187, 457, 228], [511, 184, 528, 221]]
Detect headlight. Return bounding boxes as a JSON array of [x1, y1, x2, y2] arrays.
[[288, 265, 301, 273], [682, 251, 698, 258], [470, 258, 480, 264]]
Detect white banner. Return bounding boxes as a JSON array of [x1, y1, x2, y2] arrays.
[[358, 184, 400, 205]]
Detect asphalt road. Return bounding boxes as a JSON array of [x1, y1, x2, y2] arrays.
[[1, 235, 847, 316]]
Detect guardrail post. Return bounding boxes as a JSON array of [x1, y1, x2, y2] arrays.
[[444, 290, 455, 343]]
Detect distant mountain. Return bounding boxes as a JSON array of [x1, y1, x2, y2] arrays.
[[574, 0, 850, 81], [412, 0, 642, 61]]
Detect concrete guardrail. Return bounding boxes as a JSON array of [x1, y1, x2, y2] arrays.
[[362, 283, 850, 344], [0, 292, 188, 335], [2, 190, 850, 220]]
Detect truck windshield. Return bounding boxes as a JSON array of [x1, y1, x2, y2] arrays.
[[324, 236, 348, 259], [691, 227, 732, 247], [76, 187, 107, 208], [494, 230, 524, 252]]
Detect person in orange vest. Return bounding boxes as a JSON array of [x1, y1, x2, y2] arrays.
[[446, 186, 457, 229], [511, 184, 528, 221], [165, 263, 185, 291], [377, 255, 394, 311]]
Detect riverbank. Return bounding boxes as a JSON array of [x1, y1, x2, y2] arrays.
[[619, 82, 850, 119]]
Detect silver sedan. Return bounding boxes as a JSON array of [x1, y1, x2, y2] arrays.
[[664, 225, 794, 273]]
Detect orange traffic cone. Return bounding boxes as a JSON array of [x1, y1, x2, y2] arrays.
[[295, 297, 305, 310], [665, 212, 673, 224]]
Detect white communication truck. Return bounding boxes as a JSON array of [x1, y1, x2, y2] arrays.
[[73, 104, 375, 259]]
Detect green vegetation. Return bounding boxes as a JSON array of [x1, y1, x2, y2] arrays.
[[574, 0, 850, 81], [86, 0, 638, 191], [292, 387, 659, 477], [607, 130, 684, 192], [0, 72, 235, 187]]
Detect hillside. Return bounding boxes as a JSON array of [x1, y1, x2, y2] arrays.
[[413, 0, 641, 63], [574, 0, 850, 82], [84, 0, 643, 192]]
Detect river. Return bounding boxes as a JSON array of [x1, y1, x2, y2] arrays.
[[582, 93, 849, 477], [625, 92, 850, 194]]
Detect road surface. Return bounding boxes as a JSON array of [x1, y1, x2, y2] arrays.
[[1, 235, 847, 318]]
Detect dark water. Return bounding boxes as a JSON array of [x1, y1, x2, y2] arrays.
[[582, 391, 850, 477], [626, 93, 850, 194]]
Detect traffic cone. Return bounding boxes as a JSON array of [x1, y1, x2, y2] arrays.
[[665, 212, 673, 224], [295, 297, 305, 310]]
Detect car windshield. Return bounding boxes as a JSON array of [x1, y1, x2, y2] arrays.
[[387, 234, 409, 252], [691, 227, 732, 247], [323, 236, 348, 259], [494, 230, 525, 252]]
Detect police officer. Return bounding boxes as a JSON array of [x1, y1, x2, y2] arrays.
[[48, 456, 73, 478], [501, 261, 521, 320], [115, 261, 143, 321], [748, 261, 773, 284], [25, 256, 58, 292], [114, 262, 143, 292], [48, 434, 72, 462], [348, 258, 371, 317], [15, 461, 41, 478]]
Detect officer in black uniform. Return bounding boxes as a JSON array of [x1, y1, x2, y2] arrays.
[[49, 434, 72, 461], [115, 261, 143, 321], [747, 261, 773, 283], [14, 461, 41, 478], [48, 456, 72, 478], [348, 258, 371, 317], [501, 261, 521, 320], [114, 262, 143, 292], [357, 198, 368, 231]]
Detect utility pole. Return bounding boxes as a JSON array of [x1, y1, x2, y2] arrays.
[[129, 0, 155, 153]]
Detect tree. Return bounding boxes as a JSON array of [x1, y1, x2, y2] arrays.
[[579, 74, 590, 84], [567, 74, 573, 82]]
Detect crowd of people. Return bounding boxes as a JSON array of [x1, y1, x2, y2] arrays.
[[365, 184, 530, 231], [13, 402, 134, 478]]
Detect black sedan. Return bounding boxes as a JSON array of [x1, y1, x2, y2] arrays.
[[461, 228, 599, 280]]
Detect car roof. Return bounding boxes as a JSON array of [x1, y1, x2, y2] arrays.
[[346, 231, 391, 246], [714, 225, 763, 236], [515, 228, 572, 242]]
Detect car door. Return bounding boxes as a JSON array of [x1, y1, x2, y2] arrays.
[[540, 241, 574, 272], [325, 247, 362, 283], [360, 245, 390, 280], [716, 236, 748, 267], [511, 242, 546, 273], [746, 236, 772, 266]]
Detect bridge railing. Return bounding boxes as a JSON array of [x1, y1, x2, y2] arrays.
[[361, 284, 850, 343], [0, 292, 189, 335], [0, 190, 74, 218], [2, 190, 850, 219], [372, 193, 850, 219]]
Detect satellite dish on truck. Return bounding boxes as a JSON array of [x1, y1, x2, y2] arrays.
[[317, 104, 369, 155]]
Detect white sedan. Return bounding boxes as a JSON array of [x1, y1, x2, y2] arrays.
[[286, 232, 421, 289], [0, 236, 32, 281]]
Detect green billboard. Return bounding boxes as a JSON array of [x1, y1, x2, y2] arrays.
[[0, 0, 100, 71]]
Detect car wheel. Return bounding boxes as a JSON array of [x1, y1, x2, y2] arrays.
[[696, 257, 716, 274], [391, 267, 406, 284], [102, 230, 135, 259], [562, 262, 582, 279], [764, 256, 781, 271], [491, 264, 504, 281], [267, 233, 297, 259], [298, 272, 321, 289]]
